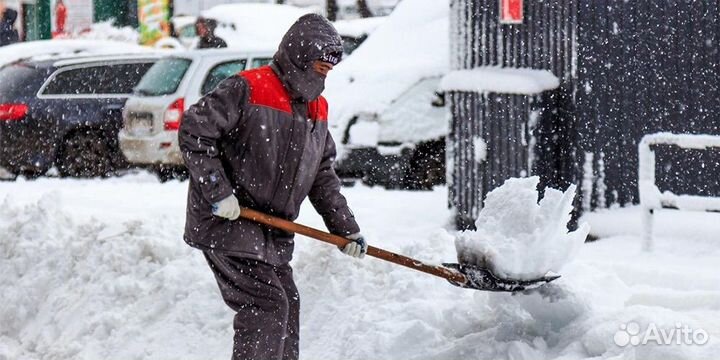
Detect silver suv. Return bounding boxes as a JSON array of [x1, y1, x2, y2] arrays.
[[118, 48, 273, 178]]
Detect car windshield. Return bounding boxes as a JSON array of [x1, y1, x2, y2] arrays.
[[0, 63, 48, 100], [134, 58, 192, 96]]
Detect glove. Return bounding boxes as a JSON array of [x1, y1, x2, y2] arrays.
[[212, 194, 241, 220], [340, 233, 368, 259]]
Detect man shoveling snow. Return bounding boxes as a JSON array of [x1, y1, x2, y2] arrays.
[[179, 14, 368, 360], [215, 177, 580, 294], [454, 176, 590, 281]]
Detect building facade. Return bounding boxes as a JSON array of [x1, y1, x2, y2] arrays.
[[448, 0, 720, 229], [16, 0, 137, 41]]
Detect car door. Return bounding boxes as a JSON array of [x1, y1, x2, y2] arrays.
[[38, 61, 155, 152]]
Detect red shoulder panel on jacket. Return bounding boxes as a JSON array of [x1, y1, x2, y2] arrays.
[[308, 96, 328, 122], [239, 66, 292, 114]]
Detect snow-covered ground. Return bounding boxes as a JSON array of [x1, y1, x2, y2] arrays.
[[1, 175, 719, 359]]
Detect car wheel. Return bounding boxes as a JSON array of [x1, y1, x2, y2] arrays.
[[58, 131, 115, 178], [155, 165, 188, 182], [403, 139, 446, 190]]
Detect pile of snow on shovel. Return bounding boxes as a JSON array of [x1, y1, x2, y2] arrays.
[[455, 176, 590, 280]]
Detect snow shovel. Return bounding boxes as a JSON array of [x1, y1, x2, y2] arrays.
[[239, 207, 560, 292]]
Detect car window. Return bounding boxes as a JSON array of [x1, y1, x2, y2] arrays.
[[0, 64, 50, 101], [135, 58, 192, 96], [98, 63, 154, 94], [251, 58, 273, 68], [42, 62, 154, 96], [201, 60, 247, 95], [178, 24, 196, 38]]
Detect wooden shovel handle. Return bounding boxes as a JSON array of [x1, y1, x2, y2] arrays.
[[239, 207, 466, 284]]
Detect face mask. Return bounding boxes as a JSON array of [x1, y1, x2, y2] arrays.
[[274, 61, 326, 102], [299, 67, 326, 101]]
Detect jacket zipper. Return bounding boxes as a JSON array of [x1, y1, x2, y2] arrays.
[[282, 104, 316, 212], [269, 105, 300, 212]]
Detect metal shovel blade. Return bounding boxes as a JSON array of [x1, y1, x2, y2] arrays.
[[442, 263, 561, 292]]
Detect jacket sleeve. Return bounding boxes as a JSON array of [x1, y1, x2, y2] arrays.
[[179, 75, 247, 204], [308, 132, 361, 236]]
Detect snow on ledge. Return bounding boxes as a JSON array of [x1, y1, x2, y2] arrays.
[[439, 67, 560, 95], [639, 132, 720, 149]]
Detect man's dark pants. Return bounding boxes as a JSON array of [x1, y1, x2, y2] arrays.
[[204, 251, 299, 360]]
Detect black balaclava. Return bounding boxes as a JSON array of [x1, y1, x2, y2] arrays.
[[271, 14, 343, 102]]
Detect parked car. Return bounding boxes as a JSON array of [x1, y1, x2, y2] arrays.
[[0, 53, 161, 178], [331, 76, 447, 189], [118, 48, 274, 179], [325, 0, 448, 189]]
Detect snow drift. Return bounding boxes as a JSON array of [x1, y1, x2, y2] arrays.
[[1, 176, 719, 359], [455, 177, 590, 280], [75, 21, 140, 44], [0, 190, 229, 359]]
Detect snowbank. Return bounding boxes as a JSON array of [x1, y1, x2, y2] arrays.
[[440, 67, 560, 95], [0, 40, 151, 68], [0, 177, 230, 359], [1, 176, 719, 359], [455, 177, 589, 280], [75, 21, 140, 44]]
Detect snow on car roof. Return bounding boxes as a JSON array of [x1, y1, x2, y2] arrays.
[[325, 0, 449, 131], [332, 16, 387, 38], [201, 3, 313, 50], [52, 53, 164, 68], [171, 15, 197, 30], [0, 40, 152, 69], [161, 47, 275, 60]]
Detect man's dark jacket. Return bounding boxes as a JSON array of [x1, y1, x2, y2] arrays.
[[0, 8, 19, 46], [179, 14, 359, 265]]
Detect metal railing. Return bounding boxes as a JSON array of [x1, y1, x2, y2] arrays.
[[638, 132, 720, 251]]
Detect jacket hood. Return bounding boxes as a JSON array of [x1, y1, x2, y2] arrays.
[[272, 13, 343, 101]]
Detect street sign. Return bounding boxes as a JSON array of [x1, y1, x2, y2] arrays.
[[499, 0, 523, 24]]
